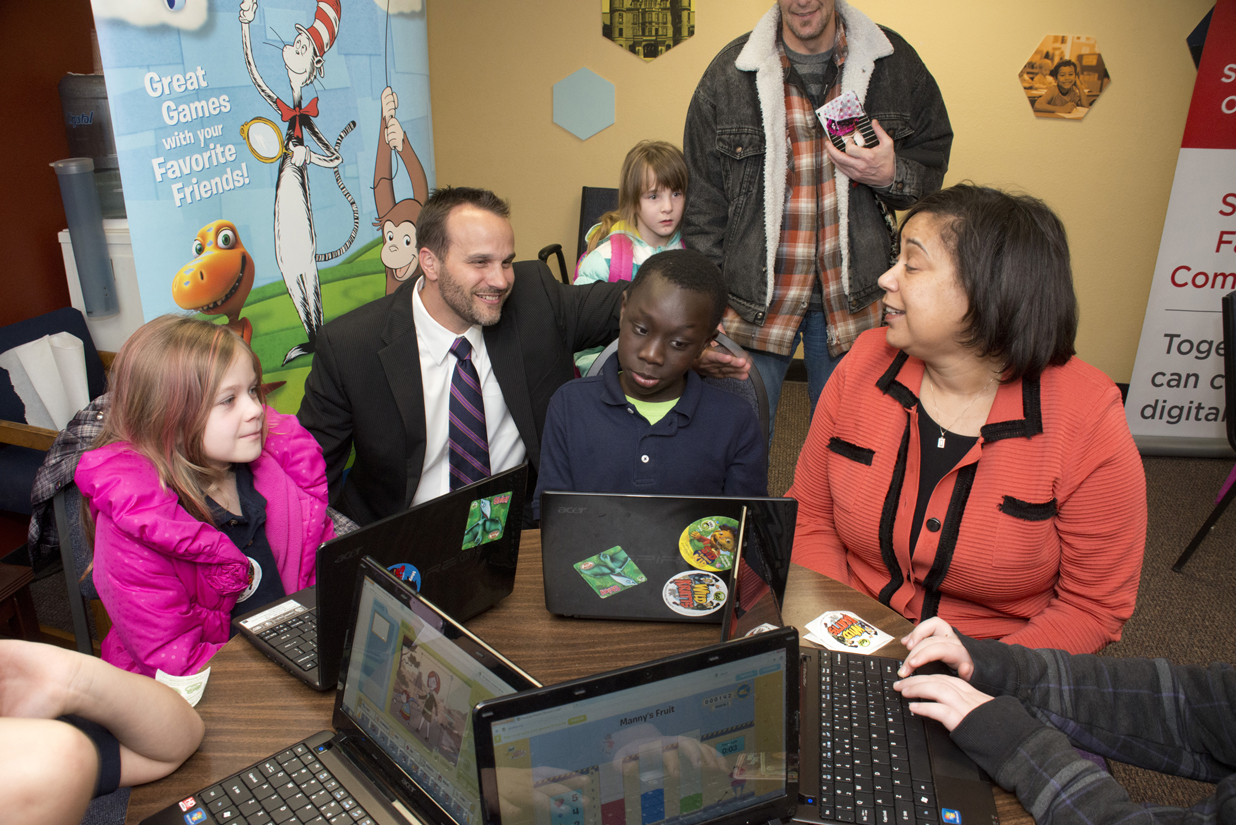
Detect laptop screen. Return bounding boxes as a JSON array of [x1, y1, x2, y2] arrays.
[[474, 632, 798, 825], [336, 562, 537, 825]]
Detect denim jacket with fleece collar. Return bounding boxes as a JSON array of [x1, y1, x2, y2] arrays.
[[682, 1, 952, 335]]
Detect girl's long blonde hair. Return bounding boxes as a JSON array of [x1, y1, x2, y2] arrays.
[[92, 315, 266, 525], [585, 140, 689, 255]]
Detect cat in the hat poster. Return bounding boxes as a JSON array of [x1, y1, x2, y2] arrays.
[[90, 0, 434, 413]]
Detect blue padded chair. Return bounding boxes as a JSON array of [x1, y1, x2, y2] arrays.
[[0, 308, 108, 518]]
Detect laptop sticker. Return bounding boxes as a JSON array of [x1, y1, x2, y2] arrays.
[[663, 570, 728, 616], [387, 562, 422, 591], [462, 492, 513, 549], [805, 610, 894, 653], [679, 516, 740, 571], [574, 546, 648, 598]]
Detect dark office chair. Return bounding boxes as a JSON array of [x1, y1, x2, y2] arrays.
[[538, 186, 620, 284], [586, 332, 771, 451], [1174, 290, 1236, 572], [53, 485, 106, 655]]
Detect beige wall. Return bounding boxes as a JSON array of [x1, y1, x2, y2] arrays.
[[427, 0, 1212, 383]]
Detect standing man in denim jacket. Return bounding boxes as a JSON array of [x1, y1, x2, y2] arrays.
[[683, 0, 951, 430]]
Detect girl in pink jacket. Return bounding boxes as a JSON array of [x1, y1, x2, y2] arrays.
[[75, 316, 334, 677]]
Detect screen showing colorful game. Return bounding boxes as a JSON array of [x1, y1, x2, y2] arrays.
[[486, 649, 787, 825], [341, 579, 520, 825]]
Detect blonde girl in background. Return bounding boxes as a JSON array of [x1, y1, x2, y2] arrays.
[[574, 140, 689, 373], [75, 315, 333, 677]]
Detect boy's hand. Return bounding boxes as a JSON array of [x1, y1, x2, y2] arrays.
[[893, 673, 993, 732], [897, 617, 975, 680]]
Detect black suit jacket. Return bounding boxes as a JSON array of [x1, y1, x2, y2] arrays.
[[298, 260, 626, 525]]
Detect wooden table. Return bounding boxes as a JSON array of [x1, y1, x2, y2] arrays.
[[126, 531, 1030, 825]]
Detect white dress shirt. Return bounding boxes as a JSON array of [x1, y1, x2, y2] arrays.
[[411, 281, 526, 506]]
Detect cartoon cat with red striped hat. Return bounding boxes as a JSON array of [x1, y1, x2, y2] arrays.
[[239, 0, 359, 365]]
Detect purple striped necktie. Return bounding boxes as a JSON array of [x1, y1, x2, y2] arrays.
[[448, 336, 490, 489]]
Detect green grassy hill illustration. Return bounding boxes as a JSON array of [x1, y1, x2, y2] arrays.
[[200, 236, 387, 414]]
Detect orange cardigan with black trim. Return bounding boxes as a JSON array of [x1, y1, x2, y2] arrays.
[[788, 328, 1146, 655]]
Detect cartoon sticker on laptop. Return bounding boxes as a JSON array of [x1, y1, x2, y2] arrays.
[[463, 492, 512, 550], [680, 516, 740, 572], [663, 570, 728, 616], [387, 562, 422, 591], [574, 546, 648, 598]]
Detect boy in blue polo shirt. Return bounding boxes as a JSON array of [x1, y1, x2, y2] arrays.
[[532, 249, 766, 520]]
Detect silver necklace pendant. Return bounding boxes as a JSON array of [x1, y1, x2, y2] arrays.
[[937, 433, 946, 449]]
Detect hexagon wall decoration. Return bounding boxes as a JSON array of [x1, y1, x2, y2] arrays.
[[1019, 34, 1110, 119], [553, 68, 615, 141], [603, 0, 696, 61]]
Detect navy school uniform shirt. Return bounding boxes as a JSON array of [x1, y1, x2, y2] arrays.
[[206, 463, 286, 629], [532, 352, 767, 520]]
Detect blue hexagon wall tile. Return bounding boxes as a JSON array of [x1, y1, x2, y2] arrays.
[[553, 68, 615, 141]]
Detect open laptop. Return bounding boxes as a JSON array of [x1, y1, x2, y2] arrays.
[[143, 556, 541, 825], [234, 465, 528, 691], [539, 492, 797, 623], [471, 626, 801, 825], [721, 540, 999, 825]]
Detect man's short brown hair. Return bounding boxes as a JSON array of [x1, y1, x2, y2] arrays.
[[416, 187, 511, 259]]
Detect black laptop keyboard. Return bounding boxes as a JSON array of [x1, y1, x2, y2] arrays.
[[182, 741, 373, 825], [257, 607, 319, 672], [819, 650, 939, 825]]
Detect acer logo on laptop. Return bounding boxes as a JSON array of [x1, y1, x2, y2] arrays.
[[557, 506, 587, 514], [332, 547, 364, 564]]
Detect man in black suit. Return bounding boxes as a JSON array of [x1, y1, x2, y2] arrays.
[[298, 187, 749, 526]]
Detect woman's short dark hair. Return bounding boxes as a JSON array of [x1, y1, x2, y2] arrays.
[[417, 186, 510, 259], [1050, 59, 1079, 80], [902, 183, 1078, 382]]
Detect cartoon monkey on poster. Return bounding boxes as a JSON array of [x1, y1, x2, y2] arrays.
[[373, 86, 428, 295]]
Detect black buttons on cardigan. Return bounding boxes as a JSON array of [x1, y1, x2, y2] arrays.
[[925, 518, 941, 532]]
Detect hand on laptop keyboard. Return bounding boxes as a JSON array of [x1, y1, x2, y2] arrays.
[[897, 618, 974, 681], [893, 619, 992, 733]]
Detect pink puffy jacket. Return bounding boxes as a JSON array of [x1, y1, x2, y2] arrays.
[[75, 409, 334, 677]]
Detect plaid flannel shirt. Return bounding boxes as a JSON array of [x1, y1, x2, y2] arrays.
[[26, 395, 109, 568], [724, 20, 882, 358]]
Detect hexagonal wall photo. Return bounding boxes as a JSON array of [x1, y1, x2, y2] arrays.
[[1019, 35, 1110, 119], [602, 0, 696, 61]]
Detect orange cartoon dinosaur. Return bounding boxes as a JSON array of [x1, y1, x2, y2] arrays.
[[173, 220, 256, 343]]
